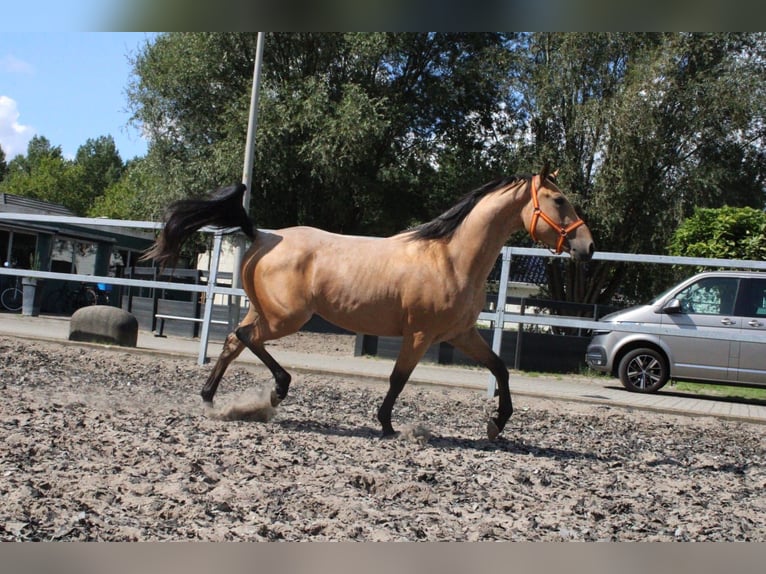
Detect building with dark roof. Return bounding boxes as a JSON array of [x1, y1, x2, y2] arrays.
[[1, 193, 154, 313]]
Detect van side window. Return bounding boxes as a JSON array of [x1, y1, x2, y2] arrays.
[[675, 277, 739, 315], [737, 278, 766, 318]]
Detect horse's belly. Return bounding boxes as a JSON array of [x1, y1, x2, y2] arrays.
[[313, 287, 480, 339], [314, 299, 405, 337]]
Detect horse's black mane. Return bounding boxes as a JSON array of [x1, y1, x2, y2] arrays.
[[408, 175, 531, 241]]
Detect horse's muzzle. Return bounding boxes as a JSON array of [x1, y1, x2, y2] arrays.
[[570, 239, 595, 262]]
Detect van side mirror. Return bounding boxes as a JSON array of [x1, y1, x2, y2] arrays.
[[662, 299, 682, 314]]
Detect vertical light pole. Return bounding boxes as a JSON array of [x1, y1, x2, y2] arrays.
[[240, 32, 265, 229], [228, 32, 265, 327]]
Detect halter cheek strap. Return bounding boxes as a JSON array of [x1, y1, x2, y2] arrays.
[[529, 175, 585, 255]]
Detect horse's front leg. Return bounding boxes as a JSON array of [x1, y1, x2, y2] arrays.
[[449, 328, 512, 440], [378, 333, 431, 437]]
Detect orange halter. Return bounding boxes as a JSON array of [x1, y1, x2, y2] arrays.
[[529, 175, 585, 255]]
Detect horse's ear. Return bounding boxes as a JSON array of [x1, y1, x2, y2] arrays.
[[540, 161, 551, 181]]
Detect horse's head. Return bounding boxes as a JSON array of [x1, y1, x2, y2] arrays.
[[522, 164, 595, 262]]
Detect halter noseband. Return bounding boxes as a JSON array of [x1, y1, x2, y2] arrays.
[[529, 175, 585, 255]]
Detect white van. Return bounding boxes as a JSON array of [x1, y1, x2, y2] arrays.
[[585, 271, 766, 392]]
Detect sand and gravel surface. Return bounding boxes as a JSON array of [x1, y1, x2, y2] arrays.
[[1, 334, 764, 541]]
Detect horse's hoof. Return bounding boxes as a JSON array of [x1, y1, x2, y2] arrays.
[[487, 419, 500, 441], [270, 390, 283, 407], [380, 430, 399, 440]]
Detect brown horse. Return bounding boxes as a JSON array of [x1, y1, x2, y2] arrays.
[[143, 165, 594, 439]]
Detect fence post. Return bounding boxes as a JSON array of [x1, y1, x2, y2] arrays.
[[125, 268, 134, 313], [514, 299, 526, 371], [198, 232, 224, 365], [193, 269, 202, 338], [488, 247, 512, 397], [150, 267, 159, 332]]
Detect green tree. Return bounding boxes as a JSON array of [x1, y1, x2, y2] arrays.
[[0, 136, 83, 212], [0, 144, 7, 182], [513, 33, 665, 307], [669, 206, 766, 263], [128, 32, 519, 234], [3, 135, 62, 177], [75, 136, 124, 206], [0, 134, 127, 215], [25, 134, 63, 167], [0, 152, 83, 213], [513, 33, 766, 306], [597, 33, 766, 302], [89, 157, 164, 220]]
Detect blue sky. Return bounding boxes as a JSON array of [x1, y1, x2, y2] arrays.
[[0, 32, 157, 162]]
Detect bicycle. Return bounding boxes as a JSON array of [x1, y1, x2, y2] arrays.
[[1, 276, 23, 312], [50, 281, 102, 314], [94, 282, 111, 305]]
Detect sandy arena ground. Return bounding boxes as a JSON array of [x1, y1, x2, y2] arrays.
[[1, 334, 764, 541]]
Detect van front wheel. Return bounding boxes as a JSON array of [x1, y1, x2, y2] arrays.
[[618, 348, 668, 393]]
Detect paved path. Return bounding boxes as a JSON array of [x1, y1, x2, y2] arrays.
[[1, 311, 765, 424]]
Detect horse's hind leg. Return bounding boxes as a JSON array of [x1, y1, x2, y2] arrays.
[[200, 332, 246, 402], [449, 328, 512, 440], [234, 322, 292, 407]]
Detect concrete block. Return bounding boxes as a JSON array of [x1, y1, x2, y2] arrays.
[[69, 306, 139, 347]]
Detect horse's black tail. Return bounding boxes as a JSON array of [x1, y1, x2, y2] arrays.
[[141, 183, 255, 270]]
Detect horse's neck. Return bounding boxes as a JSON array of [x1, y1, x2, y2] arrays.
[[447, 183, 529, 283]]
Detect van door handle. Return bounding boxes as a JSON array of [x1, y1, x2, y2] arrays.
[[720, 318, 735, 325], [748, 319, 763, 327]]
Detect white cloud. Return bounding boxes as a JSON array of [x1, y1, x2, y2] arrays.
[[0, 54, 34, 75], [0, 95, 35, 159]]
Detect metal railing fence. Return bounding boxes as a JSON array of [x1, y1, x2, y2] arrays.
[[1, 212, 244, 365]]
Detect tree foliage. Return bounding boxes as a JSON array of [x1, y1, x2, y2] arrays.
[[0, 136, 80, 211], [128, 32, 520, 234], [75, 136, 124, 206], [0, 135, 125, 216], [669, 206, 766, 262], [88, 157, 163, 220], [0, 144, 7, 182], [511, 33, 766, 305]]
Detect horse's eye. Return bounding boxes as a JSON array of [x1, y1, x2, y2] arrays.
[[554, 196, 565, 206]]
